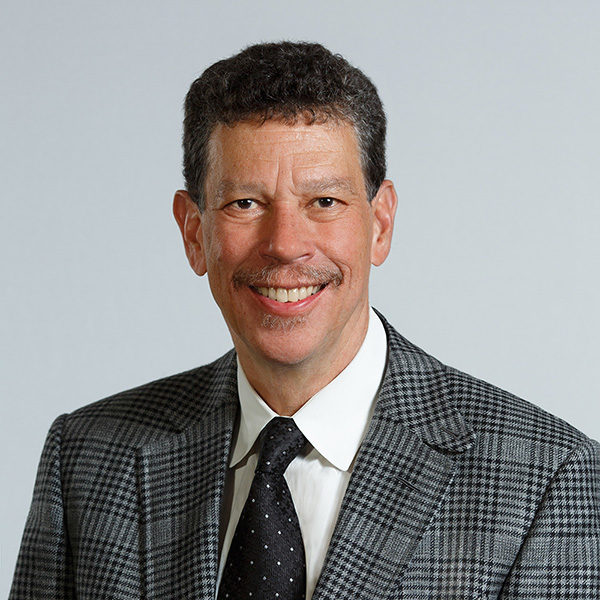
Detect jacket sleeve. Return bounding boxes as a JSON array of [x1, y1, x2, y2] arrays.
[[10, 415, 74, 600], [499, 437, 600, 599]]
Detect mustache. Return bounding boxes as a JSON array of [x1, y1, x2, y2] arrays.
[[232, 264, 343, 289]]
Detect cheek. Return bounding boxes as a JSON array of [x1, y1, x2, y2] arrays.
[[319, 246, 371, 296], [201, 231, 229, 299], [204, 221, 257, 276], [323, 220, 373, 271], [202, 222, 232, 268]]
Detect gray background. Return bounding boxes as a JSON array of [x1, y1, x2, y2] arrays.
[[2, 1, 599, 593]]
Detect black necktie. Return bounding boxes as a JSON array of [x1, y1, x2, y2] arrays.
[[218, 417, 308, 600]]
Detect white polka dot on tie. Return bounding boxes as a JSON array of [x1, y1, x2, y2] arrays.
[[277, 530, 281, 534], [275, 594, 279, 598], [265, 514, 269, 518], [266, 461, 270, 465], [251, 498, 255, 503], [249, 593, 252, 597], [288, 427, 292, 431], [250, 560, 254, 565], [266, 484, 270, 488], [264, 544, 268, 549], [251, 529, 254, 533], [290, 578, 294, 582], [277, 561, 281, 565], [290, 547, 294, 551], [263, 576, 267, 580]]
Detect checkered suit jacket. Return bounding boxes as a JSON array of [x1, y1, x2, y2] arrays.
[[10, 312, 600, 599]]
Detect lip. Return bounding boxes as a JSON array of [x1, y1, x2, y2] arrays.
[[249, 284, 326, 315]]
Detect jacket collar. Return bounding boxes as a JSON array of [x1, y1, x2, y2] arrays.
[[136, 350, 238, 599], [312, 310, 475, 599], [372, 309, 475, 453]]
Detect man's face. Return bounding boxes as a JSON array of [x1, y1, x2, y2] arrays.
[[174, 119, 396, 372]]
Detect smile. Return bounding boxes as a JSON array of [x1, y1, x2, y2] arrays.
[[252, 285, 325, 303]]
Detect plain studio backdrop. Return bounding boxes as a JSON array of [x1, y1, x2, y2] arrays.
[[1, 1, 599, 593]]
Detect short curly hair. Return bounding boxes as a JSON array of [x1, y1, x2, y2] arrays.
[[183, 41, 387, 210]]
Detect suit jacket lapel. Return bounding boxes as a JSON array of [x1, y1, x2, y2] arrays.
[[137, 352, 238, 600], [313, 315, 475, 600]]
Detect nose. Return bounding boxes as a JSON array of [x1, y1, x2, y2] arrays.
[[259, 203, 314, 264]]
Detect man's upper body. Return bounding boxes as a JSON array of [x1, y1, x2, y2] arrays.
[[10, 41, 600, 599], [10, 311, 600, 599]]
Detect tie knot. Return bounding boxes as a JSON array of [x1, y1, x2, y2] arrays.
[[256, 417, 307, 474]]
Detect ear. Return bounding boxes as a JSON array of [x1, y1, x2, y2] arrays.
[[173, 190, 207, 276], [370, 179, 398, 266]]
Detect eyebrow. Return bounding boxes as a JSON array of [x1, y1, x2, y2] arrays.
[[215, 177, 358, 201], [215, 180, 266, 202]]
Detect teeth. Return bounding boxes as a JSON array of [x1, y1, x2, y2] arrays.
[[255, 285, 322, 303]]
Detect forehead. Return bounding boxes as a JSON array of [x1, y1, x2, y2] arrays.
[[205, 118, 365, 196]]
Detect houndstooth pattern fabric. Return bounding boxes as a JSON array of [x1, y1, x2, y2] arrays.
[[10, 310, 600, 599]]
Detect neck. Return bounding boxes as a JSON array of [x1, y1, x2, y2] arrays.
[[236, 309, 370, 416]]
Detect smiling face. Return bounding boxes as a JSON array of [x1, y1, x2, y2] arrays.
[[174, 118, 396, 378]]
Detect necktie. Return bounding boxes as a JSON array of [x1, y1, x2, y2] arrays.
[[218, 417, 308, 600]]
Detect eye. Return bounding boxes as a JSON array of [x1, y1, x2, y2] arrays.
[[315, 197, 336, 208], [233, 198, 255, 209]]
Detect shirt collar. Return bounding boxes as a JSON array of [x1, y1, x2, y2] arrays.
[[231, 307, 388, 471]]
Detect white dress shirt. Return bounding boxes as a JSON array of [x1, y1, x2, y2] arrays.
[[217, 308, 388, 600]]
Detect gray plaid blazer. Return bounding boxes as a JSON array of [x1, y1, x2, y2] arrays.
[[11, 312, 600, 599]]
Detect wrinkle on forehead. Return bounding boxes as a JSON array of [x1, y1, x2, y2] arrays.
[[209, 118, 357, 159], [207, 119, 365, 201], [295, 176, 357, 196]]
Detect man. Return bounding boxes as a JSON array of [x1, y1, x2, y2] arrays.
[[11, 41, 599, 599]]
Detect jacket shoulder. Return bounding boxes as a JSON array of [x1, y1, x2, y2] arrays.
[[60, 349, 237, 450], [377, 311, 594, 454], [444, 363, 592, 452]]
